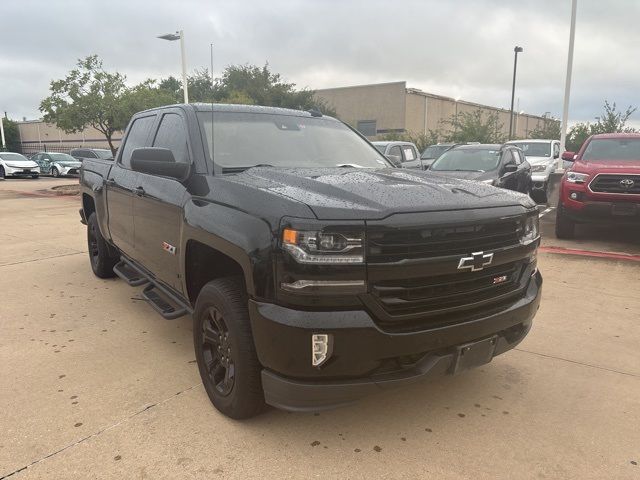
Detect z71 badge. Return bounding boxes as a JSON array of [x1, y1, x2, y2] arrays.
[[162, 242, 176, 255]]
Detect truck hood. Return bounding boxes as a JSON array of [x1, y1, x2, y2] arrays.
[[526, 156, 553, 166], [225, 167, 534, 220], [571, 159, 640, 175]]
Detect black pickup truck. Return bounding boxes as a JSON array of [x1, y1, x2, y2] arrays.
[[79, 104, 542, 419]]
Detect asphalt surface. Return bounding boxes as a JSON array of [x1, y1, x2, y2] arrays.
[[1, 177, 639, 479]]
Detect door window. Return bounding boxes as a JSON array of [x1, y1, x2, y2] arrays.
[[120, 116, 156, 169], [152, 113, 189, 163], [553, 142, 560, 158], [512, 149, 523, 165]]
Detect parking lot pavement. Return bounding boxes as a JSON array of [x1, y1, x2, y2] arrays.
[[1, 178, 639, 479]]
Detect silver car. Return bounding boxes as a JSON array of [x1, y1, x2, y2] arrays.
[[505, 139, 560, 202]]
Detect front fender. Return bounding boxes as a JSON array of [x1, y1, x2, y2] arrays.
[[182, 199, 276, 299]]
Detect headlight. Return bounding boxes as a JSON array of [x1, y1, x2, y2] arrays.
[[565, 171, 589, 184], [531, 164, 548, 173], [282, 228, 364, 264], [521, 215, 539, 245]]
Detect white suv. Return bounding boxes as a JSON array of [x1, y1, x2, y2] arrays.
[[0, 152, 40, 179], [505, 139, 560, 202]]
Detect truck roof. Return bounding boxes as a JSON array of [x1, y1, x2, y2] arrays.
[[138, 102, 335, 120]]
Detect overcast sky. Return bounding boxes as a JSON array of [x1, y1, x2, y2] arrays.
[[2, 0, 639, 126]]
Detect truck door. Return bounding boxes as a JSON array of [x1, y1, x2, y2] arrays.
[[106, 114, 156, 258], [133, 110, 189, 292]]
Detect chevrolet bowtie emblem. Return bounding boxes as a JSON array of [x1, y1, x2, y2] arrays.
[[458, 251, 494, 272]]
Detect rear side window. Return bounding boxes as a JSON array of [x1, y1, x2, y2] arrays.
[[402, 146, 416, 161], [152, 113, 189, 163], [120, 115, 156, 169]]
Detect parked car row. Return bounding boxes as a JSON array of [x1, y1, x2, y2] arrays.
[[372, 139, 562, 202], [0, 148, 114, 179]]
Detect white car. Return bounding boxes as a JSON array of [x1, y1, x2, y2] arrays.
[[0, 152, 40, 179], [505, 139, 560, 202]]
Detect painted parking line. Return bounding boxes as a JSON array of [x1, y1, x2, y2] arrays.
[[538, 206, 554, 218], [539, 246, 640, 262]]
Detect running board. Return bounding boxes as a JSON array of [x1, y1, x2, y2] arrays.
[[142, 284, 188, 320], [113, 260, 149, 286]]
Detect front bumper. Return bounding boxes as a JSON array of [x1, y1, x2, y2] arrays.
[[250, 270, 542, 411], [4, 165, 40, 176], [562, 200, 640, 225], [530, 174, 549, 191], [56, 166, 81, 176]]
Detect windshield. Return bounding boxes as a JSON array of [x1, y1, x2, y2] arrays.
[[198, 112, 390, 171], [94, 150, 113, 159], [431, 148, 501, 172], [510, 142, 550, 157], [0, 153, 29, 162], [421, 145, 451, 159], [582, 138, 640, 161], [49, 153, 77, 162]]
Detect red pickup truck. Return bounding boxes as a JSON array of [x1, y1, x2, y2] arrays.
[[556, 133, 640, 238]]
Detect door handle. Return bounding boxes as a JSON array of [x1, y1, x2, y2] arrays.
[[134, 186, 145, 197], [105, 178, 116, 187]]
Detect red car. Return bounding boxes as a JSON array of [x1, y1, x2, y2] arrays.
[[556, 133, 640, 238]]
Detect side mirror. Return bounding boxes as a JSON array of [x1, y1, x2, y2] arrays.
[[385, 154, 402, 168], [561, 151, 576, 161], [503, 163, 518, 173], [130, 148, 189, 179]]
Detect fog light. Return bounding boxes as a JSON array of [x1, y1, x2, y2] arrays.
[[570, 192, 578, 200], [312, 334, 332, 367]]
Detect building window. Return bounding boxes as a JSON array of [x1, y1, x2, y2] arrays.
[[357, 120, 377, 137]]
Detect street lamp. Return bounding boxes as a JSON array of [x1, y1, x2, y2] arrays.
[[508, 46, 523, 140], [158, 30, 189, 104]]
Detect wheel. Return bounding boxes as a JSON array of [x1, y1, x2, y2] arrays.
[[87, 212, 118, 278], [51, 167, 60, 178], [555, 203, 575, 239], [31, 174, 39, 179], [0, 166, 5, 179], [193, 277, 264, 419]]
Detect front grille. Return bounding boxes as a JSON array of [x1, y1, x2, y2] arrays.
[[371, 261, 525, 319], [368, 219, 523, 263], [589, 174, 640, 195]]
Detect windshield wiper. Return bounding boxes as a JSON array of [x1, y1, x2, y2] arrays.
[[452, 168, 485, 173], [222, 164, 276, 174]]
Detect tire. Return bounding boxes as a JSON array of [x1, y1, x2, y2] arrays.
[[31, 174, 39, 179], [51, 167, 60, 178], [87, 212, 118, 278], [193, 277, 264, 419], [555, 203, 575, 239], [0, 166, 5, 179]]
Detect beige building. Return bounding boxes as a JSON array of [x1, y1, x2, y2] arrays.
[[315, 81, 554, 140], [16, 120, 122, 155]]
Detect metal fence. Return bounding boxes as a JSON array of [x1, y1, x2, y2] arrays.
[[18, 143, 109, 157]]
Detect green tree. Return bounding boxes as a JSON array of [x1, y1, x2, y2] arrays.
[[566, 100, 637, 151], [1, 117, 21, 152], [40, 55, 173, 154], [443, 109, 505, 143], [529, 115, 561, 140], [158, 64, 336, 115]]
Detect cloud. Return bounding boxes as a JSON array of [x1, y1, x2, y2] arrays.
[[1, 0, 638, 128]]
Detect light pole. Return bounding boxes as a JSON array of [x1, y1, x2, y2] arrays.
[[508, 46, 524, 140], [558, 0, 578, 172], [158, 30, 189, 104]]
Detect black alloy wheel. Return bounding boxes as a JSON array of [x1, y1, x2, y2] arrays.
[[201, 306, 235, 396]]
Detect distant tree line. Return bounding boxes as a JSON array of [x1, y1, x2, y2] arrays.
[[16, 54, 638, 155]]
